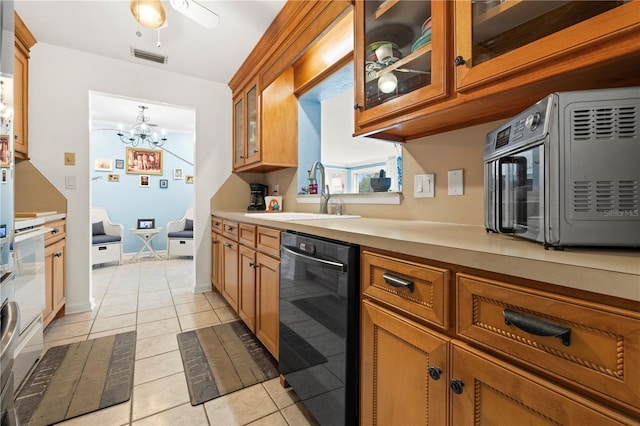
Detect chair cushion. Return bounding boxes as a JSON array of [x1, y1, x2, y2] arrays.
[[92, 221, 105, 236], [184, 219, 193, 231], [92, 235, 121, 244], [168, 230, 193, 238]]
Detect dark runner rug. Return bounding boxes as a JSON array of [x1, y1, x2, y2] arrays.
[[15, 331, 136, 426], [177, 320, 279, 406]]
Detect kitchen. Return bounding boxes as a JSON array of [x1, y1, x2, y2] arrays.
[[2, 1, 640, 425]]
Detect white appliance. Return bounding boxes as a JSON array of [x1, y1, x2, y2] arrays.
[[12, 218, 47, 391]]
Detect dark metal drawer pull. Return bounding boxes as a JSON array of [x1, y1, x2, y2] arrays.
[[503, 309, 571, 346], [382, 273, 414, 292], [223, 242, 232, 248]]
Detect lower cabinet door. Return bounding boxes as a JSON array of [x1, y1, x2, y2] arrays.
[[361, 299, 449, 426], [450, 341, 636, 425], [221, 237, 239, 311], [255, 253, 279, 359], [238, 245, 256, 332]]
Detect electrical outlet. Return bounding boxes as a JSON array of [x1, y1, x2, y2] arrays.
[[414, 174, 435, 198], [273, 184, 279, 195], [448, 169, 464, 196]]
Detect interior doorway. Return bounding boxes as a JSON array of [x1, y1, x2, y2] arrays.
[[89, 92, 196, 299]]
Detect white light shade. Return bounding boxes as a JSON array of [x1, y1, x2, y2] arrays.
[[130, 0, 167, 29], [378, 73, 398, 94]]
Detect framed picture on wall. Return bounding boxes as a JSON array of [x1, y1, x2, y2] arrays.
[[126, 147, 162, 175], [139, 175, 150, 187], [95, 159, 113, 171], [0, 135, 9, 167], [159, 179, 168, 189], [185, 175, 194, 184], [115, 159, 124, 169], [173, 168, 183, 180], [108, 174, 120, 182]]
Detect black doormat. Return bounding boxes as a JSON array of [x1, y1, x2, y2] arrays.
[[15, 331, 136, 426], [177, 320, 279, 406]]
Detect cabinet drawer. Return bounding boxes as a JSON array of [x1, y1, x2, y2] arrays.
[[222, 220, 239, 241], [457, 273, 640, 413], [44, 219, 66, 245], [239, 223, 256, 247], [256, 227, 280, 258], [361, 250, 450, 330], [211, 216, 223, 234]]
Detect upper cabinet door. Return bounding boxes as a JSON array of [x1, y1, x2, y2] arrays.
[[454, 0, 638, 91], [355, 0, 448, 130], [233, 96, 244, 169], [244, 85, 260, 166]]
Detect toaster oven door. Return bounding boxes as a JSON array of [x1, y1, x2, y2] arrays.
[[497, 145, 545, 241]]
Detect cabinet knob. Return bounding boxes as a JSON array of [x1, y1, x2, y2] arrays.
[[223, 242, 232, 248], [450, 379, 465, 394], [454, 56, 466, 66], [226, 226, 234, 231], [353, 103, 362, 111], [253, 149, 259, 153], [14, 134, 18, 140], [240, 155, 245, 159], [249, 262, 258, 268], [428, 366, 442, 380], [55, 252, 63, 257], [51, 228, 59, 234]]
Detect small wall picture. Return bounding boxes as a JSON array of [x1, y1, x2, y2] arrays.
[[139, 175, 150, 187], [95, 159, 113, 172], [159, 179, 168, 189], [108, 174, 120, 182], [1, 168, 7, 183], [0, 135, 9, 167], [173, 168, 183, 180], [126, 147, 162, 175], [185, 175, 194, 184], [115, 159, 124, 169]]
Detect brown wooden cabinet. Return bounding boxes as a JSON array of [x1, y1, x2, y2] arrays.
[[238, 242, 257, 332], [232, 68, 297, 173], [14, 13, 36, 160], [221, 236, 239, 311], [352, 0, 640, 140], [211, 216, 223, 292], [43, 218, 66, 328], [255, 251, 280, 358], [360, 248, 639, 424]]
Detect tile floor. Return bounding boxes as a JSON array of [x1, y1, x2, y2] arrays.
[[40, 258, 319, 426]]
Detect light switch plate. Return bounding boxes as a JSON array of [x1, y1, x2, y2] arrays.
[[65, 175, 77, 189], [448, 169, 464, 196], [414, 174, 435, 198], [64, 152, 75, 166]]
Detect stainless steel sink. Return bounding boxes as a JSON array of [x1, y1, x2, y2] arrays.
[[244, 212, 360, 221]]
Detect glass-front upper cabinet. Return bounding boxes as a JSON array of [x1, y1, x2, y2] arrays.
[[454, 0, 634, 91], [354, 0, 447, 130], [232, 83, 259, 170]]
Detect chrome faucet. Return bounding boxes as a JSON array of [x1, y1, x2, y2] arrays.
[[308, 161, 330, 213]]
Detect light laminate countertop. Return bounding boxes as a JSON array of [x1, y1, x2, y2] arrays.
[[213, 211, 640, 302]]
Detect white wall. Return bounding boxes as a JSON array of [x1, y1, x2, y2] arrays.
[[28, 43, 232, 313]]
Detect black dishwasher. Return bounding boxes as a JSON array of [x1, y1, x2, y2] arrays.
[[279, 231, 359, 426]]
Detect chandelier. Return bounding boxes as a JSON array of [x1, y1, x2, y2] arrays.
[[117, 105, 167, 148]]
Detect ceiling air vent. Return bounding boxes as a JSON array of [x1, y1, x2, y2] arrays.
[[130, 48, 168, 64]]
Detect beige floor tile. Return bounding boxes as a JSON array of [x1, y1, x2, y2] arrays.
[[134, 350, 184, 386], [171, 291, 206, 306], [91, 312, 137, 333], [131, 372, 190, 421], [100, 293, 138, 308], [204, 383, 278, 425], [178, 310, 221, 331], [137, 306, 177, 325], [57, 400, 131, 426], [88, 325, 136, 341], [174, 299, 213, 317], [48, 310, 96, 326], [139, 289, 172, 300], [135, 332, 180, 360], [44, 319, 93, 342], [136, 317, 181, 340], [97, 301, 139, 319], [215, 306, 240, 323], [132, 402, 208, 426], [262, 378, 300, 409], [280, 402, 320, 426], [249, 412, 289, 426], [138, 296, 174, 312], [41, 335, 87, 353], [205, 292, 229, 309]]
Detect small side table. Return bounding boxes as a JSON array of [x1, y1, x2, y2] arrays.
[[129, 227, 163, 261]]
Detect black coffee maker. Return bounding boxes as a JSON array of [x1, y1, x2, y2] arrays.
[[248, 183, 268, 210]]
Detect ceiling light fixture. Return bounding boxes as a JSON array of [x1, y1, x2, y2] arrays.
[[130, 0, 167, 29], [117, 105, 167, 148]]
